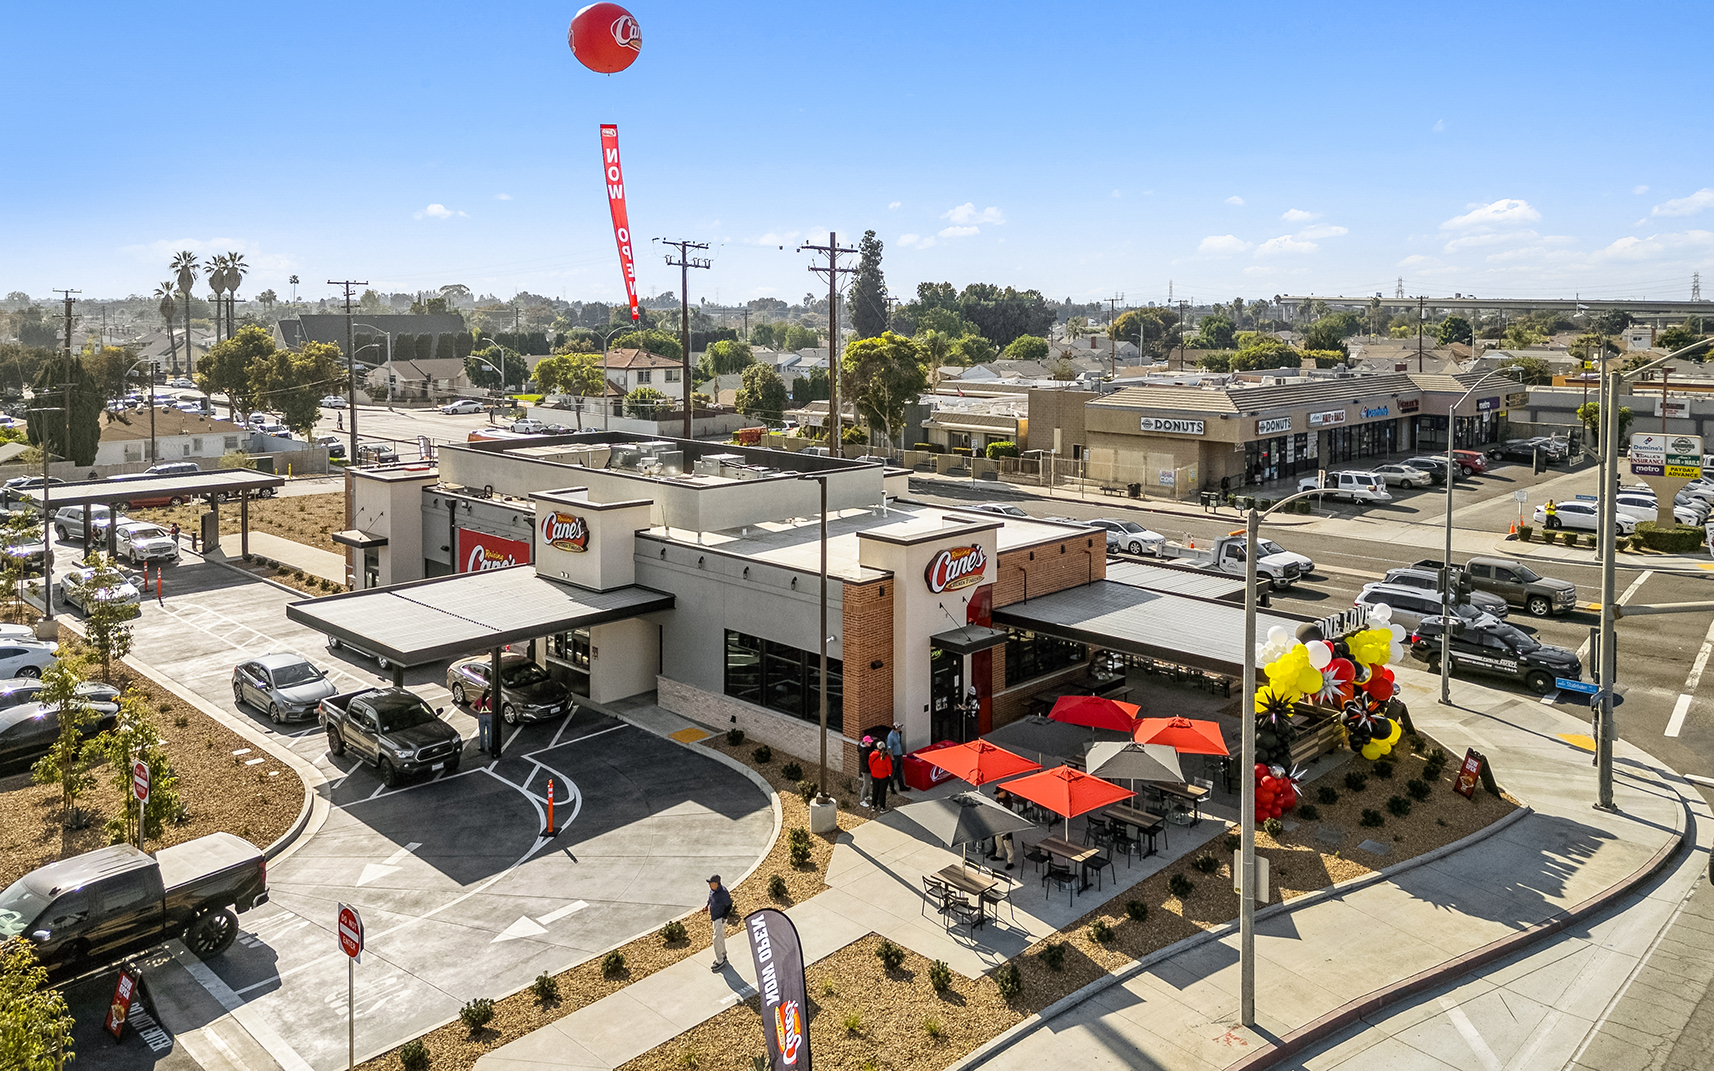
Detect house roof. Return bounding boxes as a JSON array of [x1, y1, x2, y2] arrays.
[[378, 358, 471, 383], [100, 412, 248, 442], [602, 348, 683, 370], [276, 313, 468, 350], [1093, 371, 1430, 415]]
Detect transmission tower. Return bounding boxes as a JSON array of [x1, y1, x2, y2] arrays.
[[1694, 272, 1702, 302], [1395, 277, 1405, 299]]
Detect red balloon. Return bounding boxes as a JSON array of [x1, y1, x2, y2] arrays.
[[569, 3, 642, 74], [1255, 764, 1269, 778]]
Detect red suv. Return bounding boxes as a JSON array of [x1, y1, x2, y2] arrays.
[[1451, 449, 1489, 477]]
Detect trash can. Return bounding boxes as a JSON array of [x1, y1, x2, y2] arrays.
[[903, 741, 960, 792], [1127, 482, 1142, 498]]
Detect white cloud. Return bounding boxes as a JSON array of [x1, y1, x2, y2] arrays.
[[1298, 224, 1348, 240], [1225, 195, 1245, 206], [942, 203, 1004, 225], [1593, 230, 1714, 262], [1651, 188, 1714, 218], [937, 225, 980, 238], [1632, 185, 1650, 195], [1397, 254, 1436, 267], [1443, 230, 1537, 253], [1197, 234, 1252, 255], [1254, 235, 1318, 257], [1441, 198, 1541, 233], [494, 193, 512, 201], [887, 201, 901, 210], [415, 204, 456, 220], [896, 233, 935, 250], [1433, 119, 1445, 132], [1242, 266, 1275, 276], [1111, 189, 1122, 199], [1281, 208, 1320, 222]]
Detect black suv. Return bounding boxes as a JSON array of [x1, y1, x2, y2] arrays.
[[1409, 615, 1582, 695]]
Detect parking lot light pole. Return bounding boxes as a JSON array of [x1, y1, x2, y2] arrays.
[[27, 406, 64, 624], [799, 471, 835, 813], [125, 359, 159, 463], [1440, 369, 1516, 705]]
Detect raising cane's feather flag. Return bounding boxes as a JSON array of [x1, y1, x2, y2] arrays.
[[746, 909, 812, 1071], [599, 124, 641, 322]]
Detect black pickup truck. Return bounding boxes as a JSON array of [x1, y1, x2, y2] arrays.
[[0, 832, 267, 975], [320, 687, 463, 786]]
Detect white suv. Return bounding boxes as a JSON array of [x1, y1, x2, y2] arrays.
[[1297, 470, 1392, 503]]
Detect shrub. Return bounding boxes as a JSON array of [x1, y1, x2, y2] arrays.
[[1517, 524, 1533, 541], [1423, 758, 1447, 781], [984, 440, 1020, 460], [789, 841, 811, 868], [1222, 831, 1240, 851], [1344, 771, 1369, 792], [1386, 795, 1413, 817], [1088, 919, 1114, 944], [1427, 747, 1447, 766], [781, 761, 803, 781], [788, 826, 810, 847], [398, 1040, 430, 1071], [1263, 817, 1284, 836], [994, 963, 1023, 998], [1360, 808, 1385, 828], [1406, 778, 1432, 801], [796, 779, 817, 802], [1614, 536, 1631, 552], [875, 939, 906, 970], [531, 972, 559, 1004], [1296, 803, 1321, 820], [1168, 873, 1194, 899], [1039, 942, 1068, 971], [768, 874, 788, 899], [923, 1017, 943, 1039], [1372, 760, 1394, 779], [752, 744, 773, 764], [600, 950, 625, 977], [1192, 852, 1220, 874], [660, 918, 687, 944], [459, 997, 495, 1032], [1565, 532, 1581, 548], [1316, 785, 1339, 805], [678, 1051, 699, 1069], [725, 728, 745, 746], [843, 1012, 863, 1034], [1125, 900, 1148, 922], [928, 958, 954, 991]]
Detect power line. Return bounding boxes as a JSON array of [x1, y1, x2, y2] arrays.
[[654, 240, 711, 437], [328, 279, 367, 464], [797, 234, 857, 450]]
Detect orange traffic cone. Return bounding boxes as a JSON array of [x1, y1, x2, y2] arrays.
[[1508, 521, 1517, 536]]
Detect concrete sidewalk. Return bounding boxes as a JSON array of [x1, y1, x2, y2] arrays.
[[962, 667, 1691, 1071], [210, 530, 346, 585]]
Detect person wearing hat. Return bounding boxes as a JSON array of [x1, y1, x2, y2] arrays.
[[885, 723, 906, 793], [858, 735, 875, 808], [706, 874, 732, 971], [867, 743, 893, 812]]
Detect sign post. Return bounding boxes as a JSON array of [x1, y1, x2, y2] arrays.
[[132, 758, 150, 851], [338, 904, 363, 1071]]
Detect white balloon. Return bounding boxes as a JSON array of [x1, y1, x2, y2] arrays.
[[1268, 625, 1290, 644], [1369, 603, 1393, 624], [1388, 623, 1407, 641], [1389, 640, 1405, 662], [1306, 641, 1333, 670]]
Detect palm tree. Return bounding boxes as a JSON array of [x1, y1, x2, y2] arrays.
[[171, 251, 200, 375], [223, 252, 247, 337], [288, 275, 299, 302], [207, 254, 229, 344], [153, 282, 178, 372]]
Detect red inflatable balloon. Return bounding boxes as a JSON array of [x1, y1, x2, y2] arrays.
[[569, 3, 642, 74]]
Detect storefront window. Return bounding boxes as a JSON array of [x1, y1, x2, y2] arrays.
[[724, 631, 842, 731], [1244, 435, 1315, 484], [1003, 628, 1085, 687], [550, 629, 591, 670]]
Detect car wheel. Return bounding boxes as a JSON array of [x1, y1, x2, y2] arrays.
[[233, 682, 245, 707], [1545, 517, 1561, 530], [17, 666, 40, 679], [379, 758, 401, 788], [1527, 595, 1551, 617], [1128, 541, 1143, 555], [267, 703, 282, 725], [1460, 466, 1474, 477], [502, 703, 519, 725], [184, 908, 239, 959], [452, 683, 466, 706], [327, 727, 345, 756], [1524, 670, 1555, 696], [168, 496, 184, 507], [53, 525, 67, 541], [1425, 654, 1442, 675], [119, 501, 132, 511]]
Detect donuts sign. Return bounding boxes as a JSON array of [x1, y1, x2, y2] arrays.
[[925, 545, 988, 593], [540, 511, 591, 553]]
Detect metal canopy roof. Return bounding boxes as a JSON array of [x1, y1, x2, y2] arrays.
[[1105, 560, 1247, 603], [929, 624, 1010, 658], [15, 470, 284, 508], [992, 580, 1302, 676], [284, 566, 675, 666]]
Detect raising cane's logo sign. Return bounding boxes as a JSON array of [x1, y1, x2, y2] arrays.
[[774, 1001, 804, 1065], [455, 529, 530, 574], [540, 511, 591, 553], [925, 545, 988, 593]]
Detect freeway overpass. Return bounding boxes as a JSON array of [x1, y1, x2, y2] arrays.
[[1280, 294, 1714, 322]]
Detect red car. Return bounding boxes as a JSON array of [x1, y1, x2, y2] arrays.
[[1451, 449, 1489, 477]]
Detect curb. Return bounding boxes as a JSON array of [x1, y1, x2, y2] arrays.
[[905, 475, 1315, 528], [1492, 538, 1709, 574], [1223, 791, 1693, 1071], [945, 799, 1534, 1071]]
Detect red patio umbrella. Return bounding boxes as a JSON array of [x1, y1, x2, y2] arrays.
[[1048, 694, 1141, 733], [1000, 764, 1134, 838], [920, 739, 1042, 788], [1133, 716, 1230, 757]]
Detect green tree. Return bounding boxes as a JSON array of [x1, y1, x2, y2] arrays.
[[750, 322, 780, 350], [0, 937, 75, 1071], [1300, 319, 1352, 357], [1196, 352, 1233, 372], [915, 306, 976, 338], [1499, 354, 1554, 385], [950, 334, 998, 365], [842, 332, 927, 446], [1576, 401, 1634, 446], [1110, 308, 1181, 358], [1196, 316, 1236, 349], [700, 339, 755, 378], [624, 385, 668, 419], [198, 324, 274, 421], [14, 306, 58, 349], [30, 659, 98, 831], [1003, 335, 1049, 362], [1436, 316, 1473, 346], [79, 554, 135, 683], [1658, 322, 1705, 353], [1502, 324, 1547, 350], [464, 346, 528, 391], [611, 328, 682, 361], [1229, 335, 1297, 371], [26, 357, 103, 467], [1570, 332, 1618, 361], [0, 512, 35, 620], [850, 230, 889, 340], [94, 692, 180, 845], [1593, 310, 1633, 335], [735, 364, 789, 422], [256, 340, 342, 435], [782, 324, 821, 352], [792, 366, 829, 404], [82, 344, 138, 404], [534, 352, 606, 429]]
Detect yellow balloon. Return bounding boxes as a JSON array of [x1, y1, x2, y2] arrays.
[[1361, 742, 1383, 760], [1386, 720, 1403, 744]]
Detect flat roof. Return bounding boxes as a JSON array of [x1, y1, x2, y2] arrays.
[[1105, 559, 1247, 602], [992, 579, 1302, 676], [284, 566, 674, 666], [16, 470, 284, 508]]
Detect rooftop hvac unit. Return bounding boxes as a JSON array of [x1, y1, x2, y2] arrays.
[[653, 450, 685, 475], [610, 446, 643, 470]]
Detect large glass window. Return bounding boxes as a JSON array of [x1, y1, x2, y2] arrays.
[[724, 631, 842, 731], [1003, 628, 1086, 687]]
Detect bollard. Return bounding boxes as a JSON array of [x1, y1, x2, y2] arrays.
[[546, 779, 556, 836], [155, 573, 163, 605]]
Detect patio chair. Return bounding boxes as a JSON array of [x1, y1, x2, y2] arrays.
[[978, 869, 1020, 922], [1042, 861, 1077, 905], [920, 875, 951, 921], [1083, 850, 1116, 892], [943, 889, 983, 935], [1022, 841, 1052, 875], [1107, 824, 1141, 866], [1082, 817, 1116, 849]]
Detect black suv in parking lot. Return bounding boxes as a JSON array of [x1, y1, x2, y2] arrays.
[[1408, 615, 1582, 695]]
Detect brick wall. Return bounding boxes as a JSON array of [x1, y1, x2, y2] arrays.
[[657, 676, 850, 773], [841, 576, 894, 736], [991, 538, 1106, 608]]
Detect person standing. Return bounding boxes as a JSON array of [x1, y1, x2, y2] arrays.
[[867, 745, 893, 812], [706, 875, 732, 972], [886, 723, 906, 793], [858, 735, 874, 808], [1544, 499, 1558, 529]]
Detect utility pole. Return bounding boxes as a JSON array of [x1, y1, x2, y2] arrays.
[[656, 239, 711, 438], [1177, 300, 1189, 371], [54, 290, 79, 472], [1107, 293, 1125, 377], [329, 280, 367, 464], [799, 233, 857, 454], [1416, 295, 1426, 372]]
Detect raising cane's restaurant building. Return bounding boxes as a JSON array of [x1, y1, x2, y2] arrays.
[[295, 433, 1122, 772]]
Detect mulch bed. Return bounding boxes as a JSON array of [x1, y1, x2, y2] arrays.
[[133, 492, 346, 554]]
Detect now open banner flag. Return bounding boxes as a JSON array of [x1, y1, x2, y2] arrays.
[[599, 124, 641, 322], [745, 908, 811, 1071]]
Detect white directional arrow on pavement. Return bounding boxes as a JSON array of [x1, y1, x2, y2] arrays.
[[492, 916, 550, 943], [356, 842, 421, 887]]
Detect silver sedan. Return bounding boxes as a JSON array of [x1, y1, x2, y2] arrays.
[[232, 652, 339, 724], [1370, 463, 1434, 488]]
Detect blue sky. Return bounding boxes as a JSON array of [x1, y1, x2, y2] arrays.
[[5, 0, 1712, 310]]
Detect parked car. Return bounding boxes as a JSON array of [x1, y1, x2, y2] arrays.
[[1369, 463, 1434, 488], [168, 377, 196, 389], [232, 653, 339, 724], [0, 677, 119, 711], [315, 435, 347, 459], [1418, 556, 1579, 618], [0, 833, 268, 973], [355, 443, 399, 464], [1354, 583, 1500, 631], [509, 419, 548, 434], [145, 462, 202, 477], [320, 395, 346, 408], [1252, 537, 1315, 576], [1409, 615, 1581, 696], [1087, 519, 1166, 556], [446, 654, 575, 725], [1450, 449, 1489, 476], [0, 640, 59, 679], [1613, 493, 1703, 527], [3, 530, 45, 573], [440, 399, 485, 414], [0, 683, 122, 767], [319, 688, 462, 786], [1380, 566, 1509, 619], [1297, 470, 1393, 503], [1051, 517, 1119, 549], [1491, 439, 1556, 463], [969, 503, 1030, 518], [112, 521, 179, 565], [61, 566, 141, 617], [1535, 501, 1636, 535], [1160, 535, 1302, 590], [105, 474, 189, 509], [51, 505, 125, 543]]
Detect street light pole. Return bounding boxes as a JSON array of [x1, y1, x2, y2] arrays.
[[598, 324, 629, 431], [799, 472, 832, 803]]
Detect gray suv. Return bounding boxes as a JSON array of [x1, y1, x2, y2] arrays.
[[1380, 567, 1509, 620], [232, 653, 339, 724], [51, 505, 125, 543]]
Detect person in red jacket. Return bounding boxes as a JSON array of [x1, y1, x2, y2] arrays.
[[867, 745, 894, 812]]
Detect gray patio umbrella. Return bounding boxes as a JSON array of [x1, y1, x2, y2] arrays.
[[1086, 741, 1184, 784], [894, 791, 1039, 851]]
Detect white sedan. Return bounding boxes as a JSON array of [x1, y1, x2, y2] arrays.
[[0, 640, 59, 678], [440, 399, 485, 414], [1370, 463, 1434, 489], [1535, 501, 1636, 535], [320, 395, 346, 408], [168, 377, 195, 389], [61, 567, 142, 617]]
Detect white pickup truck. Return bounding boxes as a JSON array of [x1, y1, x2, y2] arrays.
[[1158, 535, 1304, 590], [1297, 470, 1392, 503]]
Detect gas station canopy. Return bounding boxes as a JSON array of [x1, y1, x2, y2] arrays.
[[14, 470, 284, 508]]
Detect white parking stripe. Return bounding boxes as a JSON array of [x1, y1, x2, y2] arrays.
[[1665, 615, 1714, 737], [1577, 570, 1654, 663]]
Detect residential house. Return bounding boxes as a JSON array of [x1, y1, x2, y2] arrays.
[[367, 359, 477, 402], [599, 349, 685, 395], [95, 412, 252, 467]]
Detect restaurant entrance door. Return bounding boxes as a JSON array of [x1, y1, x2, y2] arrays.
[[930, 647, 966, 743]]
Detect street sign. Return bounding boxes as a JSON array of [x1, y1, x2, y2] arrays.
[[1556, 677, 1599, 695], [1629, 432, 1704, 478], [132, 760, 150, 802], [1505, 391, 1529, 409], [1513, 490, 1529, 503], [337, 904, 363, 960]]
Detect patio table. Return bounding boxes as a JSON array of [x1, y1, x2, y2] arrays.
[[1153, 781, 1209, 824], [1102, 803, 1167, 857], [1036, 835, 1100, 890], [935, 864, 1000, 929]]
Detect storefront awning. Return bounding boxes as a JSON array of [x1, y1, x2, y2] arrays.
[[332, 529, 388, 549], [992, 580, 1302, 676], [285, 566, 675, 667], [930, 624, 1010, 657]]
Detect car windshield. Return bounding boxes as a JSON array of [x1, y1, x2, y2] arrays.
[[271, 661, 323, 687], [502, 662, 552, 687], [1490, 623, 1539, 651], [0, 876, 48, 939], [127, 525, 168, 540], [1510, 565, 1542, 582], [1119, 522, 1148, 534], [371, 694, 437, 733], [1259, 540, 1287, 556]]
